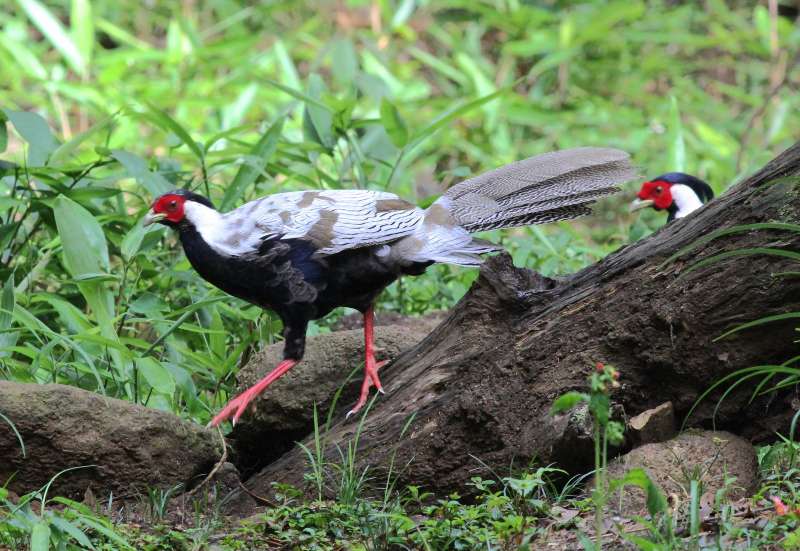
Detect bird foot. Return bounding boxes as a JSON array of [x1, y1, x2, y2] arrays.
[[346, 360, 388, 419], [210, 359, 297, 427]]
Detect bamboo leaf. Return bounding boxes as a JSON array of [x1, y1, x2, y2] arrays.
[[146, 104, 204, 161], [111, 149, 172, 196], [136, 357, 175, 396], [17, 0, 86, 75], [668, 96, 685, 172], [0, 111, 7, 153], [380, 98, 408, 148], [30, 521, 51, 551], [2, 109, 60, 166], [70, 0, 94, 67], [304, 74, 335, 149], [121, 220, 147, 262], [52, 195, 109, 276]]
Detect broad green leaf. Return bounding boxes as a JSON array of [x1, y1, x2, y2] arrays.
[[70, 0, 93, 67], [331, 38, 358, 85], [30, 521, 51, 551], [165, 362, 202, 411], [35, 294, 91, 333], [52, 195, 109, 276], [136, 357, 176, 396], [0, 111, 7, 153], [17, 0, 86, 75], [272, 40, 301, 90], [380, 98, 408, 148], [111, 149, 172, 196], [121, 220, 147, 262], [209, 306, 226, 359], [146, 104, 204, 160], [49, 515, 94, 549], [0, 274, 15, 330], [305, 74, 335, 149], [623, 535, 661, 551], [2, 109, 60, 166], [220, 117, 284, 210], [53, 195, 125, 378], [550, 391, 588, 414], [74, 516, 132, 549], [668, 96, 685, 172], [222, 83, 257, 130]]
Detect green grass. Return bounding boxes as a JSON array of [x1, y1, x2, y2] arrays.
[[1, 0, 800, 548]]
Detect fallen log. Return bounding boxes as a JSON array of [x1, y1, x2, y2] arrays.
[[245, 142, 800, 496]]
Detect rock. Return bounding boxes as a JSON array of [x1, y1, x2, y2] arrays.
[[628, 401, 676, 445], [331, 311, 444, 331], [548, 402, 627, 475], [230, 320, 439, 474], [601, 430, 758, 517], [0, 381, 221, 499]]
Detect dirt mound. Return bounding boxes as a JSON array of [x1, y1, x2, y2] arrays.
[[0, 381, 221, 500], [602, 430, 758, 517]]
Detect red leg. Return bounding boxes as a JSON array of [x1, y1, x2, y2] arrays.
[[210, 358, 297, 427], [347, 306, 387, 418]]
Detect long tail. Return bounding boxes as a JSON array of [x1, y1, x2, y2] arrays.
[[443, 147, 637, 232], [394, 147, 637, 267]]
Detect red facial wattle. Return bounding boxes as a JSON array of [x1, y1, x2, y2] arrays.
[[637, 180, 673, 210], [152, 194, 186, 223]]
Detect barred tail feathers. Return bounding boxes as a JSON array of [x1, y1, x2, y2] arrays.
[[444, 147, 637, 232], [392, 147, 636, 267]]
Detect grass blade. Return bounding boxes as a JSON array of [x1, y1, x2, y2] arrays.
[[17, 0, 86, 75], [146, 104, 204, 161]]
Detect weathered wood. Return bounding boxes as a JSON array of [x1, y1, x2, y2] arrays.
[[245, 142, 800, 495]]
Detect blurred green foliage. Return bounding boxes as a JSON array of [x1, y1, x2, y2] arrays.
[[0, 0, 798, 427]]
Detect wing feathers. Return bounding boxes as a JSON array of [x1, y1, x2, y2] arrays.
[[223, 190, 424, 256]]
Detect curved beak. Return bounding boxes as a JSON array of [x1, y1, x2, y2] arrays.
[[629, 198, 654, 213], [142, 210, 167, 227]]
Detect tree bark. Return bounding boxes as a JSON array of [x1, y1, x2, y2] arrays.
[[245, 142, 800, 496]]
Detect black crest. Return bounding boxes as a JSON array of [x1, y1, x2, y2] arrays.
[[656, 173, 714, 203]]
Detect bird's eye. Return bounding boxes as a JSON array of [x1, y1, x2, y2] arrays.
[[168, 200, 177, 210], [655, 186, 663, 193]]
